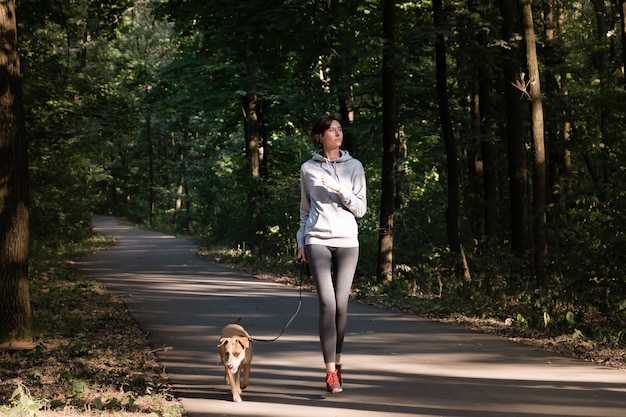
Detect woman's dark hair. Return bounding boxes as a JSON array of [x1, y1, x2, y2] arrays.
[[310, 114, 343, 148]]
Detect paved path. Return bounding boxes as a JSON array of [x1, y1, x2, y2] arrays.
[[77, 215, 626, 417]]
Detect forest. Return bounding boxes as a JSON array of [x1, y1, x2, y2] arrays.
[[1, 0, 626, 355]]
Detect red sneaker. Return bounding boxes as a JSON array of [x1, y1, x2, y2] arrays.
[[326, 369, 342, 393]]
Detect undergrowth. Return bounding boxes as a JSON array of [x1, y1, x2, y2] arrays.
[[200, 244, 626, 370], [0, 234, 183, 417]]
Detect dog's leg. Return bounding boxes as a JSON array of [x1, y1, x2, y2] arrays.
[[233, 369, 242, 402], [225, 368, 242, 402], [241, 361, 250, 390]]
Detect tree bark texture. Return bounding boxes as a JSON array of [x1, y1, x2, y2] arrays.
[[173, 126, 189, 232], [590, 0, 611, 186], [147, 114, 155, 225], [542, 0, 560, 204], [475, 20, 497, 245], [244, 56, 261, 179], [434, 0, 470, 281], [0, 0, 32, 340], [620, 0, 626, 88], [520, 0, 548, 286], [378, 0, 396, 284], [500, 0, 532, 255]]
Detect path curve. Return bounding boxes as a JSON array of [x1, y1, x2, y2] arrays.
[[77, 215, 626, 417]]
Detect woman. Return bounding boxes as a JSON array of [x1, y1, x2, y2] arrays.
[[296, 114, 367, 393]]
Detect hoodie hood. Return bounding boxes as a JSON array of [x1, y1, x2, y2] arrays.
[[311, 149, 353, 163]]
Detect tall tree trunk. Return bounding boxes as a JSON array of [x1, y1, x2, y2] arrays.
[[0, 0, 32, 340], [521, 0, 548, 286], [243, 53, 264, 253], [543, 0, 561, 204], [147, 114, 155, 226], [378, 0, 396, 284], [173, 127, 188, 228], [500, 0, 532, 255], [590, 0, 611, 185], [337, 34, 356, 155], [558, 3, 572, 184], [339, 86, 356, 155], [243, 54, 262, 179], [543, 1, 572, 204], [619, 0, 626, 88], [434, 0, 471, 282], [395, 129, 407, 210], [475, 18, 497, 246]]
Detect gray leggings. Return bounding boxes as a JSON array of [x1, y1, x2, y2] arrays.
[[305, 244, 359, 364]]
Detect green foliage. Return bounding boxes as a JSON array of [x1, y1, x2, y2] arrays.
[[0, 384, 43, 417], [15, 0, 626, 352]]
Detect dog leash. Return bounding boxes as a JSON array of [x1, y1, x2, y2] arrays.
[[248, 261, 310, 343]]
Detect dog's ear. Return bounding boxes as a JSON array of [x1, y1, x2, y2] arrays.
[[217, 338, 229, 348], [237, 337, 250, 349]]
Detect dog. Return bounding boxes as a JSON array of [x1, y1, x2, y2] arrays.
[[217, 323, 253, 402]]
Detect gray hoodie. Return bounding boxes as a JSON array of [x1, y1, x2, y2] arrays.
[[297, 149, 367, 249]]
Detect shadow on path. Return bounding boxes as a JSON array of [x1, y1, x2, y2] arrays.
[[77, 216, 626, 417]]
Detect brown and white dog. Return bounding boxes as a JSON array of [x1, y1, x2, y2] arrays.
[[217, 323, 253, 402]]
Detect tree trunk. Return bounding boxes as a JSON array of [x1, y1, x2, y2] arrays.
[[619, 0, 626, 88], [0, 0, 32, 340], [590, 0, 611, 186], [337, 36, 356, 155], [339, 88, 356, 155], [541, 1, 571, 205], [147, 114, 155, 226], [558, 0, 572, 184], [244, 56, 261, 179], [395, 129, 407, 210], [500, 0, 532, 255], [434, 0, 471, 282], [543, 0, 562, 204], [475, 16, 497, 246], [378, 0, 396, 284], [520, 0, 548, 286], [242, 53, 266, 253], [173, 126, 188, 228]]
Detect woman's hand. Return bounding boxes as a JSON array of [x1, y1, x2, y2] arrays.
[[297, 247, 307, 263], [321, 174, 341, 193]]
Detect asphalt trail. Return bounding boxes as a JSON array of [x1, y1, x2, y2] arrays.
[[77, 215, 626, 417]]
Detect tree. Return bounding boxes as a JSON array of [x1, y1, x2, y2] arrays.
[[0, 0, 31, 340], [500, 0, 531, 255], [12, 0, 626, 334], [378, 0, 396, 284], [472, 2, 498, 246], [520, 0, 548, 286], [619, 0, 626, 88], [542, 0, 567, 205], [434, 0, 471, 281]]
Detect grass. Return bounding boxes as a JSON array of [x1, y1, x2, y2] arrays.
[[0, 234, 183, 417]]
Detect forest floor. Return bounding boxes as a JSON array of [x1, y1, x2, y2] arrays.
[[0, 259, 184, 416], [0, 250, 624, 416], [0, 236, 184, 417]]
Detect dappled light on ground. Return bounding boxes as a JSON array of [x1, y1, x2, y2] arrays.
[[76, 216, 626, 417]]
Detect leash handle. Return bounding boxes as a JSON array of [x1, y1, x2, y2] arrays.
[[249, 262, 309, 343]]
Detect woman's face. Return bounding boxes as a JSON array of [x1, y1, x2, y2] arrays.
[[320, 120, 343, 150]]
